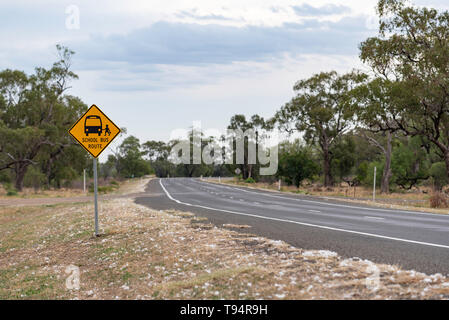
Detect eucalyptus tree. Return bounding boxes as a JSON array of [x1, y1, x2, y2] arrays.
[[274, 71, 367, 187], [360, 0, 449, 181], [352, 78, 397, 193], [227, 114, 267, 180], [0, 45, 87, 190]]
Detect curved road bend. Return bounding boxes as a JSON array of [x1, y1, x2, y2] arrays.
[[135, 178, 449, 275]]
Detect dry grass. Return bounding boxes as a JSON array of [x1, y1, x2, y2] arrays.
[[113, 176, 152, 195], [0, 186, 86, 199], [221, 179, 433, 201], [1, 197, 449, 299], [0, 177, 152, 201], [430, 193, 449, 208]]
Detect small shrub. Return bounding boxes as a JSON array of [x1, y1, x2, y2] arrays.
[[98, 186, 115, 194], [89, 185, 116, 194], [3, 183, 18, 196], [245, 177, 255, 184], [429, 192, 449, 208], [6, 189, 18, 196], [110, 180, 119, 186]]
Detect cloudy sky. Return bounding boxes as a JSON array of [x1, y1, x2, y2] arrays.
[[1, 0, 448, 160]]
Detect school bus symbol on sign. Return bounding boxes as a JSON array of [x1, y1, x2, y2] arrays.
[[69, 105, 120, 158]]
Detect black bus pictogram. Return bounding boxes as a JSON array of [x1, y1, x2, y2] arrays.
[[84, 115, 103, 136]]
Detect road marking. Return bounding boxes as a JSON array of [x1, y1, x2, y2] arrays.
[[364, 216, 385, 220], [196, 179, 444, 218], [160, 179, 449, 250], [309, 210, 321, 213]]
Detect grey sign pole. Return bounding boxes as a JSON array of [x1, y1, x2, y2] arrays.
[[93, 158, 99, 236], [83, 169, 86, 193]]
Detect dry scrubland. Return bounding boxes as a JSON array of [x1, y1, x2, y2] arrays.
[[2, 192, 449, 299], [0, 177, 149, 200]]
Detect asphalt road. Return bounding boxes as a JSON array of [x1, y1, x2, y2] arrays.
[[135, 178, 449, 275]]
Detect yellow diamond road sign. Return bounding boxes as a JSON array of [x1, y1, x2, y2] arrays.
[[69, 104, 121, 158]]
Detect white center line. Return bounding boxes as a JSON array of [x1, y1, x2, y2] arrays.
[[364, 216, 385, 220]]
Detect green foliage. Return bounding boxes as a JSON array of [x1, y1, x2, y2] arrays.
[[363, 161, 384, 188], [430, 162, 448, 191], [277, 141, 320, 188], [3, 182, 17, 196], [142, 140, 170, 161], [360, 0, 449, 180], [23, 166, 46, 190], [0, 168, 11, 184], [391, 137, 430, 190], [88, 182, 119, 194], [116, 136, 151, 178], [6, 189, 18, 196], [150, 159, 175, 178], [227, 114, 268, 181], [356, 161, 370, 185], [331, 136, 357, 182], [0, 45, 88, 191], [245, 177, 255, 184], [274, 71, 367, 186]]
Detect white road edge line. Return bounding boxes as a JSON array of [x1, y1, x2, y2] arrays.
[[160, 179, 449, 250], [196, 179, 445, 218]]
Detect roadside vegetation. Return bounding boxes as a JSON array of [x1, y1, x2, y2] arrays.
[[2, 196, 449, 300], [0, 177, 149, 200]]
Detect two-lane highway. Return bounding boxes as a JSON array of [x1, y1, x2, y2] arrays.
[[135, 178, 449, 275]]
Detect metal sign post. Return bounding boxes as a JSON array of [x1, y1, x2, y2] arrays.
[[83, 169, 86, 193], [68, 104, 121, 238], [93, 158, 99, 236]]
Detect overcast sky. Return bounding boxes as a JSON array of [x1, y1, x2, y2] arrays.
[[1, 0, 448, 160]]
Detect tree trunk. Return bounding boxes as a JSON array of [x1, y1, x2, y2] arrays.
[[323, 145, 333, 187], [381, 131, 392, 194], [14, 164, 28, 191]]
